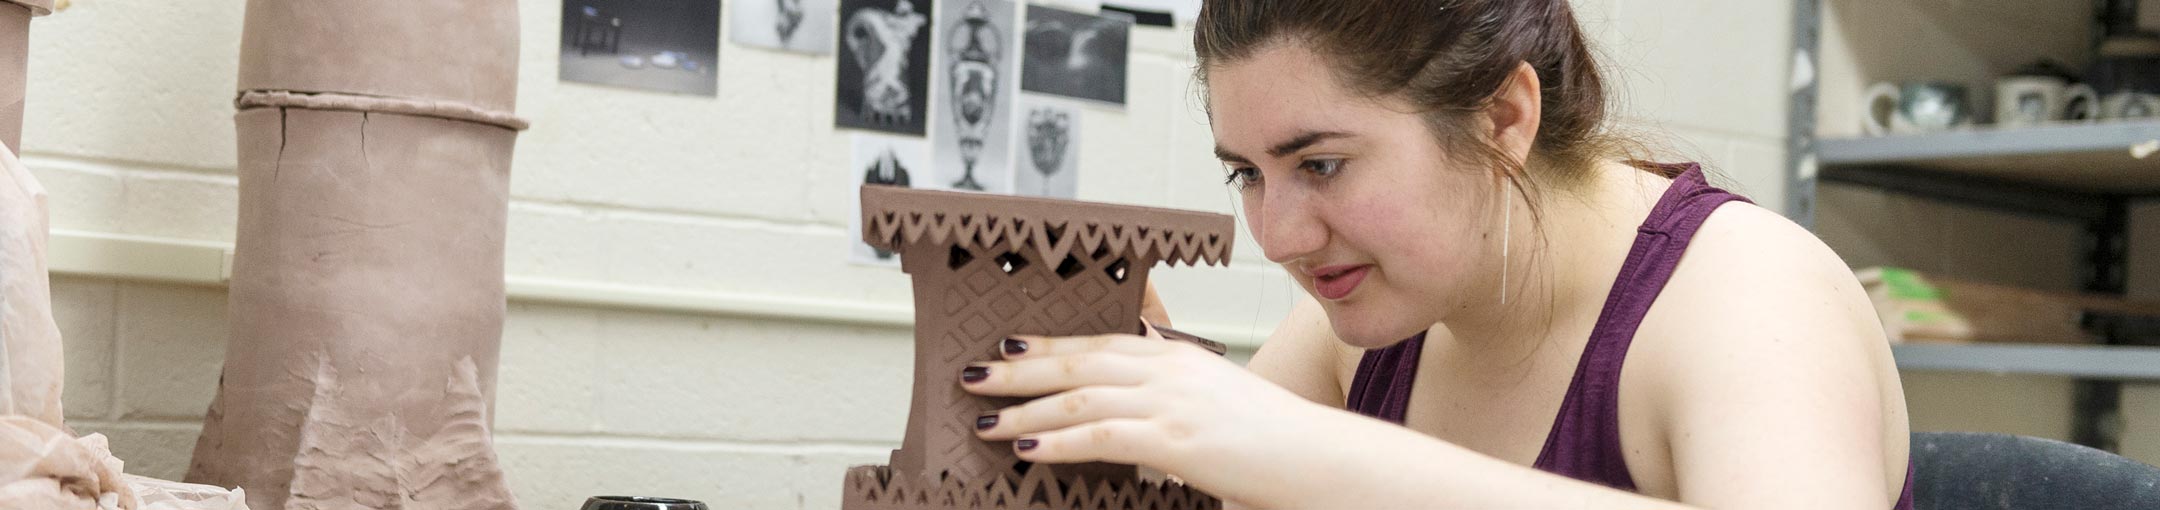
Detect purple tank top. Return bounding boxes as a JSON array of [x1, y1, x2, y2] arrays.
[[1343, 164, 1915, 509]]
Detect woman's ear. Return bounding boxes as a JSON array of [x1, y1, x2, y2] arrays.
[[1484, 62, 1543, 171]]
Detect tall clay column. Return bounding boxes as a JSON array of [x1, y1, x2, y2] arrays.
[[0, 0, 64, 429], [186, 1, 528, 509], [0, 0, 47, 154]]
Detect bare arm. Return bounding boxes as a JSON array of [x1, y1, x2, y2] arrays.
[[984, 207, 1903, 509], [1638, 205, 1908, 509], [1243, 295, 1349, 407]]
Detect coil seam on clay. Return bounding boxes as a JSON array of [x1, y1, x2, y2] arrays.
[[235, 90, 530, 131], [2, 0, 54, 16]]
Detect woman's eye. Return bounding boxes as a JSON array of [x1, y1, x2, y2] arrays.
[[1223, 167, 1261, 188], [1300, 158, 1343, 177]]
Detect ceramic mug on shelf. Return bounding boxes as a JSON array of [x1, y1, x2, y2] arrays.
[[2101, 91, 2160, 120], [1994, 76, 2099, 127], [1863, 82, 1973, 136]]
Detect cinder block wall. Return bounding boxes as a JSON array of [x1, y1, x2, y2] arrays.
[[23, 0, 1801, 508]]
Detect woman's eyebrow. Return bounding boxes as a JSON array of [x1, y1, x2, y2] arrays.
[[1214, 130, 1355, 164], [1266, 130, 1352, 158]]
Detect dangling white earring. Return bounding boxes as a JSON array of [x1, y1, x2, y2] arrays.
[[1500, 182, 1512, 306]]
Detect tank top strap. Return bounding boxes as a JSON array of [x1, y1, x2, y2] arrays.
[[1530, 163, 1751, 488]]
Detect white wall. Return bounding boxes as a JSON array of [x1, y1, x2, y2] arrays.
[[20, 0, 1799, 508]]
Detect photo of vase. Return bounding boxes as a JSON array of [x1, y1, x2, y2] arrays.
[[947, 1, 1000, 191], [1018, 99, 1078, 199]]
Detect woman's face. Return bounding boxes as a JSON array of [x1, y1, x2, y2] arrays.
[[1207, 43, 1504, 348]]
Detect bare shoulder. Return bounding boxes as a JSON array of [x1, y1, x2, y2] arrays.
[[1622, 197, 1910, 507], [1627, 200, 1894, 387], [1247, 296, 1356, 407]]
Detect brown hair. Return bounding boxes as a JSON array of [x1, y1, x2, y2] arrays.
[[1194, 0, 1632, 199]]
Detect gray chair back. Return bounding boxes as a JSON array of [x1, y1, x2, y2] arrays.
[[1913, 431, 2160, 510]]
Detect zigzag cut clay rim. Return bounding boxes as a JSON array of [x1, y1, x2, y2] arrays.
[[842, 464, 1220, 510], [861, 186, 1235, 268]]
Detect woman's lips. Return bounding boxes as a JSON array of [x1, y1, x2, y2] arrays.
[[1312, 265, 1371, 300]]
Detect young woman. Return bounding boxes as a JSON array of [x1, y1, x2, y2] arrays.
[[960, 1, 1913, 508]]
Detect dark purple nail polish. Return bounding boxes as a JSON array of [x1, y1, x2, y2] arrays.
[[976, 414, 999, 430], [1015, 438, 1039, 451], [1002, 338, 1028, 356], [961, 365, 989, 383]]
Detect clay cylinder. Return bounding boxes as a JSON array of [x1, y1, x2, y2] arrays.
[[234, 0, 518, 114], [186, 1, 524, 508], [0, 0, 61, 429], [0, 1, 36, 153]]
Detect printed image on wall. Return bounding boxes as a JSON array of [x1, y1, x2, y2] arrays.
[[1013, 97, 1079, 199], [850, 132, 932, 266], [930, 0, 1018, 194], [835, 0, 933, 136], [732, 0, 837, 55], [1021, 5, 1130, 106], [558, 0, 721, 96]]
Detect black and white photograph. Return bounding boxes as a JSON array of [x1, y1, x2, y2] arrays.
[[930, 0, 1019, 194], [558, 0, 721, 96], [1013, 97, 1079, 199], [849, 133, 931, 266], [1021, 5, 1130, 106], [731, 0, 837, 54], [1103, 0, 1200, 24], [835, 0, 933, 136]]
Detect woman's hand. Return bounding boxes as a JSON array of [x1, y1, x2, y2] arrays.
[[957, 323, 1342, 505]]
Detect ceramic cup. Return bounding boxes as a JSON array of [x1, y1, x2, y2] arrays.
[[2101, 91, 2160, 120], [1864, 82, 1973, 135], [1994, 76, 2098, 127], [581, 496, 709, 510]]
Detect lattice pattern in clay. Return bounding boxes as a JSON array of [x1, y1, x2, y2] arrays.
[[849, 186, 1233, 510]]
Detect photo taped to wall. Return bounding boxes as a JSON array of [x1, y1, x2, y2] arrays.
[[1013, 95, 1079, 199], [850, 132, 932, 266], [732, 0, 838, 54], [1020, 4, 1129, 106], [559, 0, 720, 96], [835, 0, 933, 135], [930, 0, 1019, 194]]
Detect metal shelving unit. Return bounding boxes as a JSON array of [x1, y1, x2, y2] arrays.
[[1790, 0, 2160, 450], [1819, 121, 2160, 196], [1893, 343, 2160, 381]]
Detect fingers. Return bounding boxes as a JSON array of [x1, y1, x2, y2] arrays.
[[1001, 333, 1177, 359], [961, 352, 1151, 397], [976, 386, 1157, 440], [1012, 418, 1168, 466]]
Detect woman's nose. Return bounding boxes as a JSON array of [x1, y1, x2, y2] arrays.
[[1253, 188, 1325, 264]]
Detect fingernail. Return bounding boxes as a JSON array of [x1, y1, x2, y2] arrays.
[[1015, 438, 1039, 451], [976, 414, 999, 430], [1002, 338, 1029, 356], [961, 365, 990, 383]]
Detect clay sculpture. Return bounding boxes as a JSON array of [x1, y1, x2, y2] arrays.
[[843, 186, 1230, 510], [0, 0, 47, 154], [0, 0, 60, 434], [185, 1, 527, 509]]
